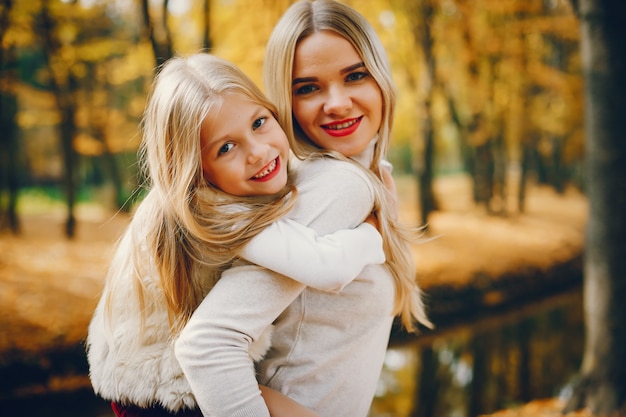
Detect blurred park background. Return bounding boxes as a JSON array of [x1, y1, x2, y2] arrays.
[[0, 0, 613, 416], [0, 0, 584, 233]]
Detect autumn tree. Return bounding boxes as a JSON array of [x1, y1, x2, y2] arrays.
[[405, 0, 438, 226], [37, 1, 81, 237], [25, 0, 152, 236], [563, 0, 626, 415], [140, 0, 173, 69], [0, 0, 19, 233], [420, 0, 581, 215]]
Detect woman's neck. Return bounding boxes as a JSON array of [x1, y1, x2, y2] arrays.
[[349, 135, 378, 168]]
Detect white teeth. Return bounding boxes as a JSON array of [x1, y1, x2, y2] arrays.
[[327, 119, 357, 130], [253, 159, 277, 179]]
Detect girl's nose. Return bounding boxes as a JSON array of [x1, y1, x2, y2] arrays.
[[323, 86, 351, 116], [247, 140, 269, 165]]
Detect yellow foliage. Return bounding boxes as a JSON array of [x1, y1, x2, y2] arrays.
[[17, 110, 61, 129], [3, 0, 585, 172], [74, 133, 104, 156], [107, 44, 155, 86]]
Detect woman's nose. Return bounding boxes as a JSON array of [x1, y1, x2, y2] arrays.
[[323, 86, 351, 115]]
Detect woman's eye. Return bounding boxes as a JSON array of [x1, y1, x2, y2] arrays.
[[218, 142, 234, 155], [294, 84, 318, 95], [346, 72, 368, 82], [252, 117, 266, 130]]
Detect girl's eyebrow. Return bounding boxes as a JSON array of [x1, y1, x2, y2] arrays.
[[292, 62, 366, 86]]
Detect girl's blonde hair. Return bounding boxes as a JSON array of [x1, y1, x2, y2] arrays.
[[105, 54, 295, 336], [264, 0, 431, 332]]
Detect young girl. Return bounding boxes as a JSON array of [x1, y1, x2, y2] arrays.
[[175, 1, 432, 416], [86, 53, 386, 417]]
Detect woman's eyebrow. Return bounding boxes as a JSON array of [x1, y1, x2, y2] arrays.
[[292, 62, 366, 86], [292, 76, 316, 86], [340, 62, 366, 74]]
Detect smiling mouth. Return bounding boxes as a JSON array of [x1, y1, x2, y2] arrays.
[[322, 117, 362, 130], [252, 158, 278, 179]]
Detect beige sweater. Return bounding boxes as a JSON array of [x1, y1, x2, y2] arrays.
[[176, 156, 396, 417]]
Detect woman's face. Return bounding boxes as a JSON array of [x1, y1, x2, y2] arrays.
[[200, 93, 289, 197], [291, 30, 383, 157]]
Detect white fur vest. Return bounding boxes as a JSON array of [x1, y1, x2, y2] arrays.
[[86, 254, 271, 412]]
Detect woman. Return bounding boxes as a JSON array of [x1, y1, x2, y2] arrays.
[[175, 2, 431, 416]]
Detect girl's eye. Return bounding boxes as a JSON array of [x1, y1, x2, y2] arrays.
[[218, 142, 234, 155], [252, 117, 266, 130], [294, 84, 318, 95], [346, 72, 368, 82]]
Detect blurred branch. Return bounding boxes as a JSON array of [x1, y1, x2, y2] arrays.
[[568, 0, 580, 17]]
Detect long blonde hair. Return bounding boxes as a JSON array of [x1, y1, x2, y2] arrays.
[[264, 0, 431, 332], [105, 54, 295, 335]]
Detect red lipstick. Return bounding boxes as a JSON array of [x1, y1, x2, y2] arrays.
[[322, 116, 362, 137]]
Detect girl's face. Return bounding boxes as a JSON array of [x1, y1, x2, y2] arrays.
[[200, 93, 289, 196], [291, 30, 383, 157]]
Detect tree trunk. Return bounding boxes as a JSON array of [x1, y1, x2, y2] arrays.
[[59, 101, 77, 238], [202, 0, 212, 50], [0, 0, 19, 233], [0, 88, 20, 233], [412, 0, 437, 227], [39, 1, 79, 238], [141, 0, 174, 70], [418, 110, 436, 226], [564, 0, 626, 414]]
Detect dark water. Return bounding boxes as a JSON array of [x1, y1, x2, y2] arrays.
[[1, 287, 583, 417], [1, 389, 113, 417], [370, 286, 584, 417]]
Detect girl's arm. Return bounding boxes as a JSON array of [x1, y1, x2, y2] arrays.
[[260, 385, 323, 417], [240, 216, 384, 293]]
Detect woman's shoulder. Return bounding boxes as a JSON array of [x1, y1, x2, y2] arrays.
[[296, 155, 370, 183], [293, 155, 375, 207]]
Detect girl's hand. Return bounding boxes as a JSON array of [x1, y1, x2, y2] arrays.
[[364, 212, 380, 232], [260, 385, 324, 417]]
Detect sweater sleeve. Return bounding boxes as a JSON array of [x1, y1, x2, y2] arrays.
[[175, 267, 304, 417], [240, 219, 384, 292]]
